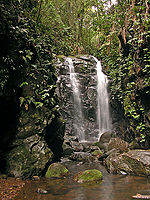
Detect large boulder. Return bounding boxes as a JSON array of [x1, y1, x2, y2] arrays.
[[6, 135, 53, 178], [45, 163, 69, 178], [106, 150, 150, 176], [69, 152, 93, 163], [107, 137, 129, 153], [98, 131, 116, 152]]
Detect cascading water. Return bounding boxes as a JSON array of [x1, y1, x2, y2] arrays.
[[93, 57, 112, 138], [66, 57, 85, 142]]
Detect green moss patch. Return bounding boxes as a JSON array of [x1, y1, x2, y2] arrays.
[[92, 150, 103, 157], [74, 169, 103, 183]]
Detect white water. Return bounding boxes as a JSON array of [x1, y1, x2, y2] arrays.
[[66, 57, 85, 141], [93, 57, 112, 138]]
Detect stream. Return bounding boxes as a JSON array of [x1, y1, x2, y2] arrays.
[[15, 160, 150, 200]]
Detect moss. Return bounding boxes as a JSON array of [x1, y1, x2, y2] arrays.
[[6, 137, 53, 178], [57, 55, 66, 62], [57, 55, 66, 59], [92, 142, 100, 148], [7, 145, 37, 177], [45, 163, 69, 178], [74, 169, 103, 183], [129, 140, 140, 149], [122, 155, 147, 176], [76, 54, 89, 58], [91, 150, 103, 156]]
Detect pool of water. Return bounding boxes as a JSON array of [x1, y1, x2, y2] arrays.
[[15, 160, 150, 200]]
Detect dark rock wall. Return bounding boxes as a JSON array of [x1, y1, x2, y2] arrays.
[[56, 55, 127, 144], [56, 56, 112, 142], [0, 62, 65, 178]]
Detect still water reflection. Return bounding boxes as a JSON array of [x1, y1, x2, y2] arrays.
[[15, 161, 150, 200]]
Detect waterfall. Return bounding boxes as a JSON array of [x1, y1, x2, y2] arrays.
[[93, 57, 112, 138], [66, 57, 85, 142]]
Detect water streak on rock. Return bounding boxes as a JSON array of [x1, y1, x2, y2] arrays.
[[93, 57, 112, 138], [66, 57, 85, 142]]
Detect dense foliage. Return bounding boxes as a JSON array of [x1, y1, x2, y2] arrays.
[[98, 0, 150, 146], [0, 0, 66, 158], [47, 0, 150, 146]]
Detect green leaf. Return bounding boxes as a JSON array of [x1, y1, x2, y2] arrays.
[[20, 82, 28, 87], [19, 97, 25, 106], [34, 102, 44, 108], [26, 55, 32, 60], [22, 56, 27, 63]]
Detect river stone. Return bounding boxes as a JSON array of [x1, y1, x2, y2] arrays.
[[106, 150, 150, 176], [73, 169, 103, 183], [99, 148, 120, 161], [99, 131, 116, 144], [62, 143, 74, 156], [69, 152, 93, 162], [36, 188, 48, 194], [45, 163, 69, 178], [98, 131, 117, 152]]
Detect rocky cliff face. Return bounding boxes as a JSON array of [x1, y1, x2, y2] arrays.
[[0, 61, 65, 178], [56, 56, 99, 142], [56, 55, 128, 145], [56, 56, 114, 143]]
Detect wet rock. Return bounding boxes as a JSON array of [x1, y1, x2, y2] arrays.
[[44, 115, 65, 160], [91, 149, 103, 159], [32, 176, 40, 181], [69, 152, 93, 162], [63, 135, 84, 152], [56, 56, 98, 142], [69, 136, 79, 142], [90, 145, 101, 152], [73, 169, 103, 183], [62, 143, 74, 156], [99, 142, 109, 153], [36, 188, 48, 194], [98, 131, 116, 152], [45, 163, 69, 178], [77, 162, 84, 166], [106, 150, 150, 176], [70, 141, 84, 152], [99, 131, 116, 144], [99, 148, 120, 161], [107, 137, 129, 153]]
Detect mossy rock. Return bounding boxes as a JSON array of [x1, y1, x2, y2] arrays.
[[6, 139, 53, 178], [74, 169, 103, 183], [45, 163, 69, 178], [91, 150, 103, 157], [105, 150, 150, 176], [92, 142, 100, 147]]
